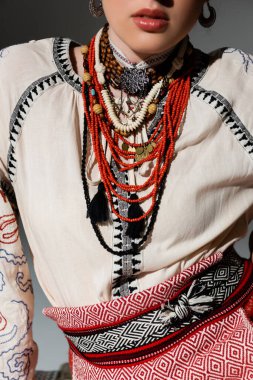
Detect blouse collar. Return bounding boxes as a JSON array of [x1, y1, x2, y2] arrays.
[[52, 36, 209, 94]]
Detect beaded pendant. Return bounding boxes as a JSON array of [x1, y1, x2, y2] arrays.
[[121, 67, 150, 96]]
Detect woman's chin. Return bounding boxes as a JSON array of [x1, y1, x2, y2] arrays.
[[109, 23, 177, 60]]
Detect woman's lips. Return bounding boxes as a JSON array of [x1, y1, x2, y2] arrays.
[[131, 9, 169, 32], [132, 16, 169, 32]]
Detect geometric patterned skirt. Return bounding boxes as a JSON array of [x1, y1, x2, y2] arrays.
[[43, 247, 253, 380]]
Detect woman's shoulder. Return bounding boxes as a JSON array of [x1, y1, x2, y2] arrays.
[[193, 45, 253, 128], [210, 46, 253, 68], [199, 45, 253, 89], [0, 37, 57, 81], [191, 45, 253, 160], [0, 37, 76, 169], [0, 36, 82, 98], [0, 37, 61, 114]]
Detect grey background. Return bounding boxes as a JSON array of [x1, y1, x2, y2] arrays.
[[0, 0, 253, 371]]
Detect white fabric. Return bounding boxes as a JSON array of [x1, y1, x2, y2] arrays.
[[0, 37, 253, 377]]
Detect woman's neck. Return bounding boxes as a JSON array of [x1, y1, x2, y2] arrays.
[[70, 27, 180, 79], [108, 27, 175, 65], [108, 28, 148, 63]]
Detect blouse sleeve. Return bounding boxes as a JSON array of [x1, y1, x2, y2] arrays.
[[0, 46, 38, 379]]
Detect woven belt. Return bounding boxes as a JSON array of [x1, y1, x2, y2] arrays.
[[44, 248, 253, 368]]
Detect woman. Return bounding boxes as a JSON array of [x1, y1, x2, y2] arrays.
[[0, 0, 253, 379]]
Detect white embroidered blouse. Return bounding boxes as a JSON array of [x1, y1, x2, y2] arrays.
[[0, 37, 253, 378]]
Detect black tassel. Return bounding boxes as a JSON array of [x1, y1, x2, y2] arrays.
[[126, 194, 145, 239], [88, 182, 109, 223]]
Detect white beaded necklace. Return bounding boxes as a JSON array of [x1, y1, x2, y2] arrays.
[[102, 81, 163, 133], [94, 27, 189, 134]]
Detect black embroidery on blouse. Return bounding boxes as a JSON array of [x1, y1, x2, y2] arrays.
[[191, 85, 253, 160], [8, 73, 65, 183], [110, 160, 141, 298], [53, 37, 82, 93], [223, 48, 253, 73]]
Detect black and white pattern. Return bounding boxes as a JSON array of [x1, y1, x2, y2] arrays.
[[110, 160, 142, 298], [7, 36, 83, 183], [7, 73, 64, 182], [191, 84, 253, 160], [65, 250, 244, 354], [53, 37, 82, 93]]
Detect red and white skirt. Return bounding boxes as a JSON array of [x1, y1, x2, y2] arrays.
[[44, 247, 253, 380]]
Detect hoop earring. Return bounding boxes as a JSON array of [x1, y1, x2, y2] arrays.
[[198, 1, 216, 28], [89, 0, 104, 18]]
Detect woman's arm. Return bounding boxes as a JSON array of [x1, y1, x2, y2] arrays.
[[0, 47, 38, 378], [0, 166, 38, 379]]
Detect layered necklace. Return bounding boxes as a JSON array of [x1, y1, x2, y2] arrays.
[[80, 26, 193, 254]]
